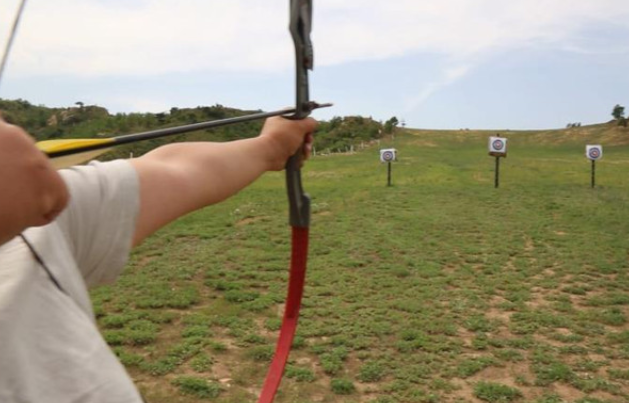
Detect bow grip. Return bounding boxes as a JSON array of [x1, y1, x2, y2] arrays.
[[285, 153, 310, 228]]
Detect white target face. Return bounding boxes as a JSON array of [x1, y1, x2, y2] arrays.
[[586, 145, 603, 161], [380, 148, 397, 163], [488, 136, 508, 156]]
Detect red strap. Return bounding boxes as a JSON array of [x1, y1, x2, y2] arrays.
[[257, 227, 309, 403]]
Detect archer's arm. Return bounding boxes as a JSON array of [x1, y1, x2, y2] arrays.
[[129, 116, 317, 246]]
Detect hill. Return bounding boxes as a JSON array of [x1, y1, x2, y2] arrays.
[[408, 121, 629, 147]]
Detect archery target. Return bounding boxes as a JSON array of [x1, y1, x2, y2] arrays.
[[380, 148, 397, 163], [586, 145, 602, 161], [488, 136, 507, 156]]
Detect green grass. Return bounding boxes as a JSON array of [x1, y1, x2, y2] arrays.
[[474, 382, 523, 402], [171, 376, 222, 399], [93, 122, 629, 402]]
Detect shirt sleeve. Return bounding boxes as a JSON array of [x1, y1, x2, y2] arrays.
[[56, 160, 140, 287]]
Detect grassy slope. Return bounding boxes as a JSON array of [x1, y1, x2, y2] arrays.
[[92, 122, 629, 403]]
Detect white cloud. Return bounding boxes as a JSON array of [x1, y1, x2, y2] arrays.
[[316, 0, 629, 65], [313, 0, 629, 116], [4, 0, 292, 77], [1, 0, 628, 78], [444, 66, 469, 82], [559, 44, 629, 56], [402, 64, 472, 113]]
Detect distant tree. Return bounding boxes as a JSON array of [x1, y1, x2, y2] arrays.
[[612, 104, 627, 127], [75, 101, 84, 109], [612, 104, 625, 120], [384, 116, 399, 134], [16, 99, 31, 109], [328, 116, 342, 130], [155, 112, 166, 124]]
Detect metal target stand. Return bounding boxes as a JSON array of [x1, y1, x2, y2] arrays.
[[380, 149, 397, 187], [586, 145, 602, 188], [488, 136, 507, 188]]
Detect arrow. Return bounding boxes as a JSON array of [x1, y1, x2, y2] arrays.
[[37, 102, 332, 169]]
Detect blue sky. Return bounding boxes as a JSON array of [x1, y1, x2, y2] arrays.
[[1, 0, 628, 130]]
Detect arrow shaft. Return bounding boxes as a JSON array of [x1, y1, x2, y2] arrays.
[[45, 102, 331, 159]]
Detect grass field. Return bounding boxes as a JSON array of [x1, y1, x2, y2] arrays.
[[92, 122, 629, 403]]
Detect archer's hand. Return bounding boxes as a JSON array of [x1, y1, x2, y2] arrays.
[[259, 116, 317, 171], [0, 115, 69, 245]]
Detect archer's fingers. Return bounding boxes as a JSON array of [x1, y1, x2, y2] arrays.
[[301, 117, 318, 134], [304, 133, 314, 159], [299, 132, 315, 168]]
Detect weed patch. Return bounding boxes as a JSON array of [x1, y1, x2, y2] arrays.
[[474, 382, 523, 402]]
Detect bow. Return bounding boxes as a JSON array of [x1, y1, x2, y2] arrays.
[[257, 1, 314, 402]]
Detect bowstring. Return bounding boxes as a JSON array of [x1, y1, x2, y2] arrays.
[[0, 0, 28, 91]]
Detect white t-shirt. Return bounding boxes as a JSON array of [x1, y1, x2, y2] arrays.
[[0, 160, 143, 403]]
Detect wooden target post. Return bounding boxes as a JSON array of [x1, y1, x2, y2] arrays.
[[586, 145, 603, 188], [488, 136, 507, 188], [380, 148, 397, 187]]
